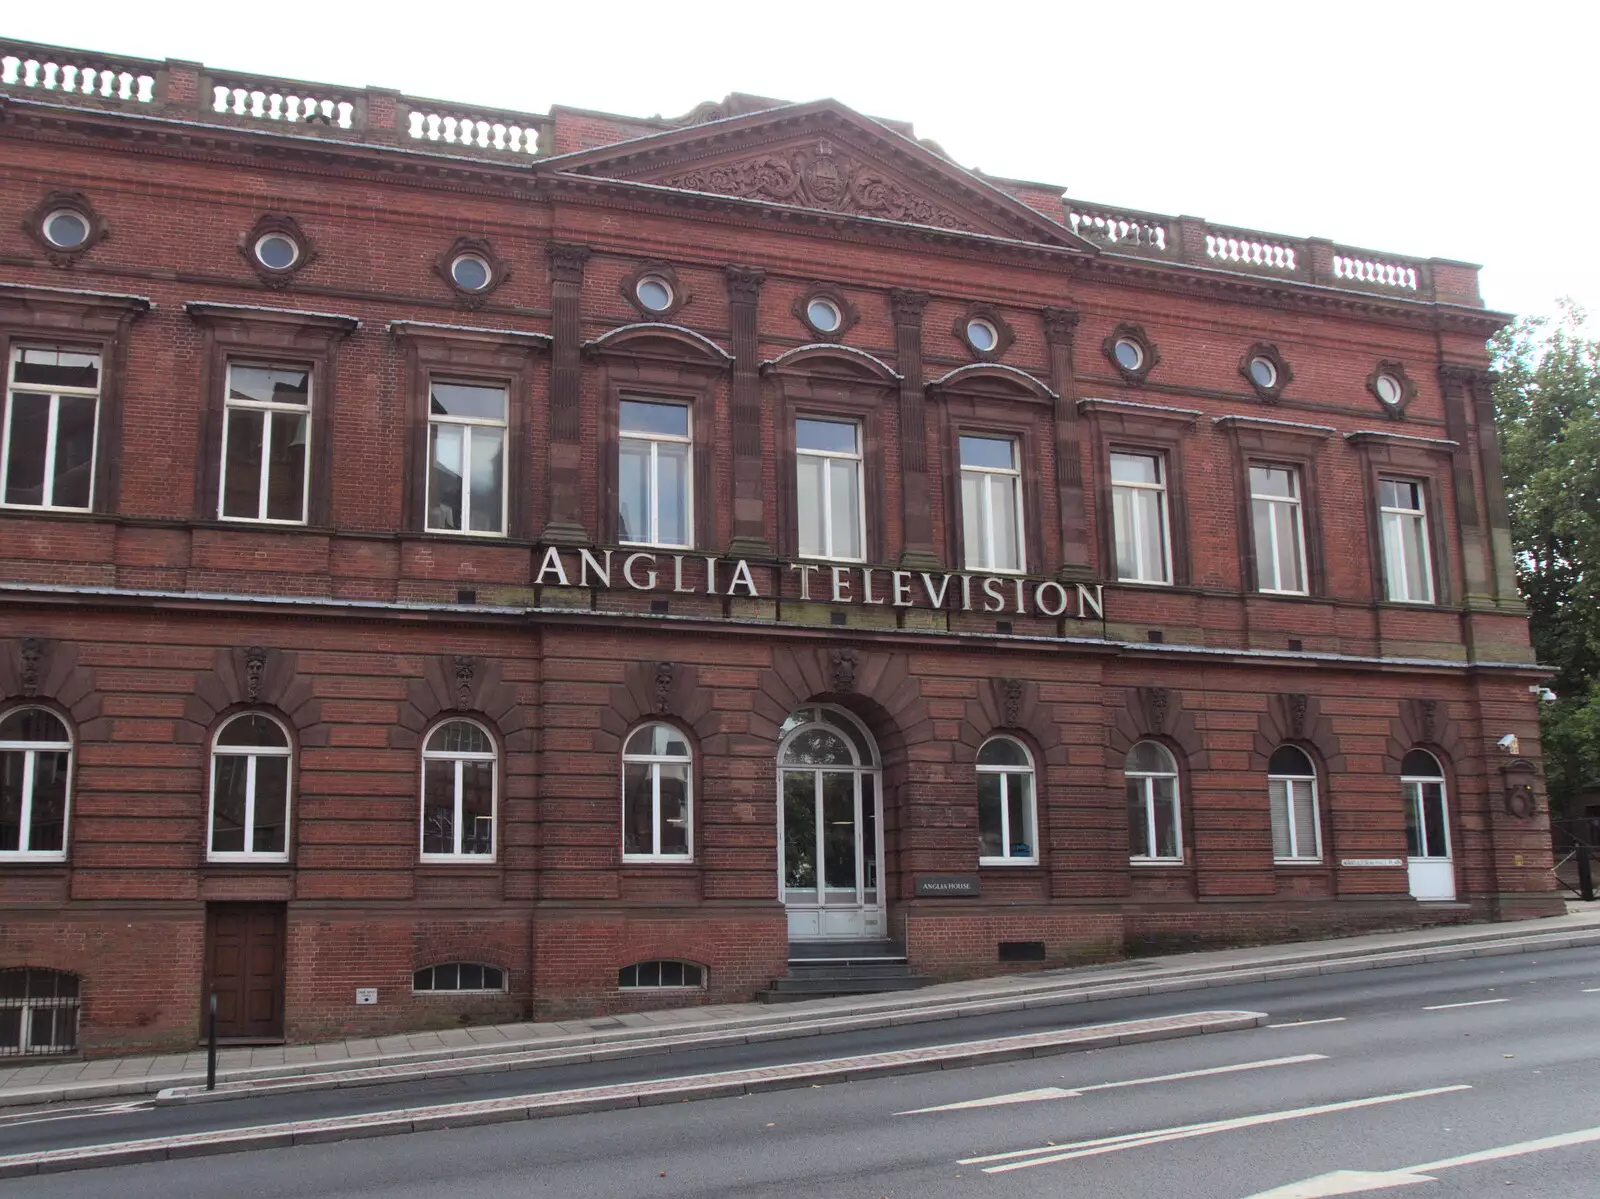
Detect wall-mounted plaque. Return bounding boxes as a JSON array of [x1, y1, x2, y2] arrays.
[[915, 874, 981, 897]]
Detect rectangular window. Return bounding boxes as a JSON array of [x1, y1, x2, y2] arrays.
[[426, 380, 507, 535], [220, 362, 310, 524], [1110, 451, 1171, 584], [960, 435, 1023, 572], [1379, 479, 1434, 603], [1268, 777, 1321, 861], [2, 347, 100, 511], [618, 398, 692, 548], [1127, 775, 1181, 861], [1250, 464, 1307, 594], [795, 417, 863, 561]]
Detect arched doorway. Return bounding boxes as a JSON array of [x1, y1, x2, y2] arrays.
[[778, 706, 884, 940]]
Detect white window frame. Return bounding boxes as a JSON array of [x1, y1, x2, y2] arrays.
[[1, 345, 101, 512], [1110, 451, 1173, 585], [425, 377, 509, 537], [0, 709, 73, 862], [1379, 478, 1435, 604], [1250, 463, 1308, 595], [976, 737, 1038, 866], [960, 435, 1025, 573], [618, 397, 693, 550], [1402, 755, 1451, 861], [621, 724, 694, 862], [1126, 742, 1182, 863], [1269, 763, 1321, 863], [218, 360, 312, 525], [207, 713, 293, 863], [419, 720, 498, 862], [795, 417, 866, 562]]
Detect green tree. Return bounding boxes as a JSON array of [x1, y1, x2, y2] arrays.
[[1491, 302, 1600, 816]]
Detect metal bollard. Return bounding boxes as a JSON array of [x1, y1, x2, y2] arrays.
[[1579, 835, 1596, 903], [206, 991, 217, 1091]]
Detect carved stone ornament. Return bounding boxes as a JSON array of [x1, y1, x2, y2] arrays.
[[1286, 692, 1309, 740], [435, 236, 511, 309], [660, 140, 974, 230], [793, 282, 860, 342], [244, 646, 269, 703], [1145, 686, 1170, 737], [1419, 698, 1438, 745], [547, 242, 592, 284], [653, 662, 675, 715], [1502, 758, 1538, 819], [1103, 322, 1159, 385], [724, 265, 766, 305], [622, 260, 689, 320], [1368, 360, 1419, 419], [1239, 341, 1293, 404], [1041, 306, 1082, 347], [239, 212, 317, 289], [953, 303, 1015, 363], [452, 655, 476, 710], [23, 190, 110, 267], [1000, 678, 1023, 727], [828, 648, 859, 694], [19, 637, 45, 697], [889, 288, 929, 326]]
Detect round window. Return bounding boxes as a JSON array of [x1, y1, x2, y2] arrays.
[[1374, 373, 1403, 406], [1249, 356, 1279, 390], [43, 209, 89, 249], [254, 233, 299, 272], [806, 297, 842, 333], [635, 275, 674, 312], [450, 253, 491, 292], [966, 318, 999, 353], [1113, 337, 1144, 373]]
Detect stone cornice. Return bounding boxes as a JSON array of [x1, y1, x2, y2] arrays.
[[184, 300, 359, 336]]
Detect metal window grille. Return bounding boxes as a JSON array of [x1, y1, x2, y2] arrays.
[[0, 968, 80, 1056]]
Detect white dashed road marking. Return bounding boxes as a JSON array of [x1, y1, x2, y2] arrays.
[[1421, 998, 1510, 1011]]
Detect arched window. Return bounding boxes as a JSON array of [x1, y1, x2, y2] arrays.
[[1125, 741, 1181, 862], [1267, 745, 1320, 862], [1402, 749, 1449, 860], [977, 737, 1037, 865], [622, 724, 692, 860], [0, 708, 72, 859], [0, 967, 79, 1055], [421, 720, 497, 859], [209, 713, 291, 860]]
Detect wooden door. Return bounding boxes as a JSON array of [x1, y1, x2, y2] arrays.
[[205, 903, 285, 1041]]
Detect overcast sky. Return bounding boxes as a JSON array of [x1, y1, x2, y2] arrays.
[[8, 0, 1593, 329]]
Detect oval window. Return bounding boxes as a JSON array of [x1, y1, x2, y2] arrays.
[[1374, 373, 1403, 406], [254, 233, 299, 271], [450, 253, 491, 292], [635, 275, 674, 312], [1113, 337, 1144, 372], [43, 210, 89, 249], [806, 297, 842, 333], [1249, 356, 1278, 390], [966, 318, 999, 353]]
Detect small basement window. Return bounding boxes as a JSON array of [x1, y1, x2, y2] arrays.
[[618, 960, 705, 989], [412, 963, 506, 993], [0, 968, 80, 1056]]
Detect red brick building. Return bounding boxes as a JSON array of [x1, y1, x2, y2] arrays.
[[0, 40, 1558, 1055]]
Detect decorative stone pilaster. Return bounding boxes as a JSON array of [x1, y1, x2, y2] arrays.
[[890, 288, 939, 569], [1438, 364, 1495, 603], [724, 265, 771, 556], [543, 243, 591, 544], [1043, 307, 1092, 579]]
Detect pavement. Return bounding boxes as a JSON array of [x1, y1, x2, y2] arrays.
[[4, 903, 1598, 1110]]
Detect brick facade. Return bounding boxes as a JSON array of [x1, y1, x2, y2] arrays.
[[0, 41, 1557, 1054]]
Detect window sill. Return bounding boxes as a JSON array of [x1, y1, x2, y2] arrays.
[[418, 857, 498, 868], [422, 527, 510, 540], [1129, 857, 1186, 867], [0, 855, 69, 867], [622, 856, 696, 866], [0, 502, 92, 516], [1114, 577, 1173, 588], [978, 858, 1040, 868], [618, 985, 704, 993], [205, 855, 290, 865], [217, 517, 311, 529], [1274, 858, 1326, 867]]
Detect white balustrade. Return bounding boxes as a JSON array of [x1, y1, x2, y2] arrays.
[[1332, 253, 1419, 291], [211, 84, 354, 129], [406, 110, 541, 154], [1067, 208, 1168, 250], [1, 55, 154, 102], [1205, 233, 1297, 271]]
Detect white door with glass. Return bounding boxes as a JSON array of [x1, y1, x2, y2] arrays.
[[778, 706, 884, 940], [1402, 749, 1454, 900]]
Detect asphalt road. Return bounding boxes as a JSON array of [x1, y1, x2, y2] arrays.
[[5, 944, 1600, 1197]]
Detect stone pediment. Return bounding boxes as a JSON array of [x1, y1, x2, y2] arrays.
[[541, 101, 1095, 251]]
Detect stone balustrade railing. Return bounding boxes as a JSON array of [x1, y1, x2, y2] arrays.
[[2, 39, 1477, 305]]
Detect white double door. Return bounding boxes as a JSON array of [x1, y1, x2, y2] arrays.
[[1404, 777, 1455, 901], [780, 766, 884, 940]]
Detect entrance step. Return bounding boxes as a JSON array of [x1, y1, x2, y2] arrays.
[[758, 940, 931, 1003]]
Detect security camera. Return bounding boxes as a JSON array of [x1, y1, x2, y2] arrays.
[[1497, 733, 1520, 754]]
